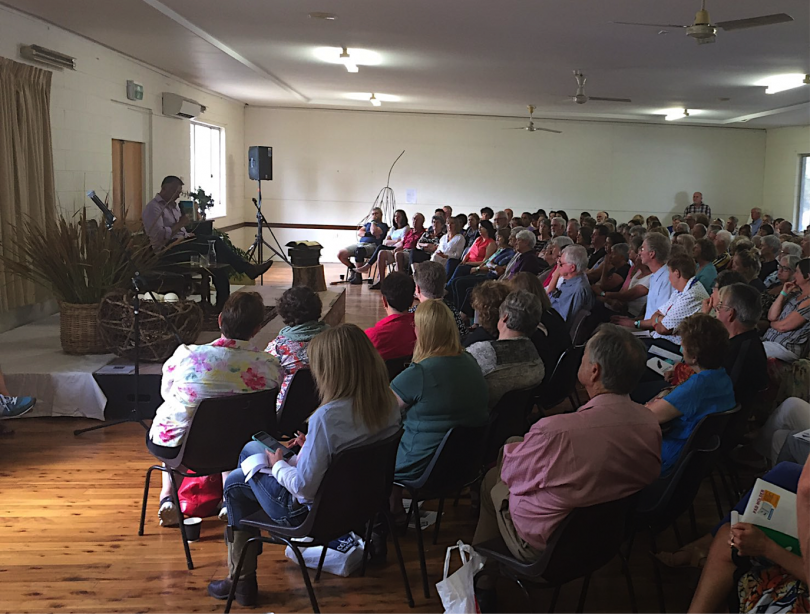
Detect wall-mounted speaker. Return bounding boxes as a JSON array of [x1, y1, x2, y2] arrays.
[[248, 146, 273, 181]]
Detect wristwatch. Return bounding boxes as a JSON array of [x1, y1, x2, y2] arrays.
[[634, 320, 641, 329], [600, 291, 606, 297]]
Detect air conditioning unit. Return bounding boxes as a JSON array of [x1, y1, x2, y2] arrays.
[[20, 44, 76, 70], [162, 93, 206, 119]]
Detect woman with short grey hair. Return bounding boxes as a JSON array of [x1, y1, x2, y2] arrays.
[[466, 290, 545, 408]]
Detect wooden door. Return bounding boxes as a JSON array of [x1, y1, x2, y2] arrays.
[[112, 139, 145, 229]]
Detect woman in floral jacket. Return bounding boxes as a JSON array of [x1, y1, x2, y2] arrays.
[[147, 292, 281, 527], [265, 286, 329, 410]]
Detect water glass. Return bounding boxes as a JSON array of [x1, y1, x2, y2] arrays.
[[190, 254, 201, 267]]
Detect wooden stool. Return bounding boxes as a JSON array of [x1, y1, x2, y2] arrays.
[[292, 265, 326, 292]]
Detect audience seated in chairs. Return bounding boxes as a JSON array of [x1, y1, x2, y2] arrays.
[[337, 206, 389, 285], [390, 300, 489, 507], [688, 461, 807, 613], [693, 238, 718, 293], [364, 272, 416, 361], [758, 234, 782, 282], [466, 290, 545, 409], [446, 228, 515, 310], [591, 241, 631, 294], [499, 229, 544, 280], [432, 215, 466, 278], [472, 324, 661, 605], [353, 209, 410, 288], [756, 397, 810, 465], [410, 261, 467, 337], [207, 324, 401, 607], [265, 286, 328, 411], [508, 272, 571, 376], [538, 236, 573, 287], [762, 258, 810, 363], [464, 212, 480, 247], [387, 212, 426, 279], [409, 214, 446, 268], [585, 231, 626, 284], [731, 248, 766, 292], [642, 252, 709, 355], [595, 235, 651, 320], [148, 292, 282, 528], [644, 313, 736, 475], [700, 269, 746, 317], [547, 244, 595, 325], [456, 219, 497, 274], [462, 280, 511, 347]]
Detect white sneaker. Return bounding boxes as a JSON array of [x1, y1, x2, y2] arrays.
[[218, 506, 228, 522], [158, 499, 181, 527]]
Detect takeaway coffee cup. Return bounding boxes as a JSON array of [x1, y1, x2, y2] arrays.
[[184, 517, 202, 541]]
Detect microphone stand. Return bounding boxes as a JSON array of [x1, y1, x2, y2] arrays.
[[245, 183, 289, 286], [74, 192, 183, 437]]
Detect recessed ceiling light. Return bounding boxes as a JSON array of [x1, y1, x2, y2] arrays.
[[345, 92, 401, 103], [755, 73, 809, 94], [308, 12, 337, 20], [665, 109, 689, 121], [314, 47, 382, 70], [369, 93, 381, 107]]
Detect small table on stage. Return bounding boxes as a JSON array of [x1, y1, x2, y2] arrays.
[[174, 263, 231, 312]]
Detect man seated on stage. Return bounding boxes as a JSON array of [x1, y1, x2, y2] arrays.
[[143, 176, 272, 305], [337, 207, 389, 284]]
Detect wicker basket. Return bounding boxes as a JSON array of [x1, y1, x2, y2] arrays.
[[98, 292, 203, 362], [59, 302, 108, 355]]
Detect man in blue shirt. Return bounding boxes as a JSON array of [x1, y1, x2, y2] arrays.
[[613, 232, 674, 331], [337, 207, 389, 282], [549, 245, 594, 326], [749, 207, 763, 235]]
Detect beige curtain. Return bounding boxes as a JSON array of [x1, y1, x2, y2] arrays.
[[0, 57, 56, 312]]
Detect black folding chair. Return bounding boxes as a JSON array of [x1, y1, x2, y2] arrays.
[[139, 388, 278, 570], [385, 355, 412, 381], [226, 430, 413, 613], [627, 406, 734, 613], [569, 309, 593, 345], [276, 369, 320, 437], [485, 387, 536, 464], [475, 494, 639, 613], [535, 345, 585, 412], [395, 423, 490, 598]]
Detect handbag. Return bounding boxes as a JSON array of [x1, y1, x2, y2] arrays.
[[436, 540, 486, 614], [177, 474, 223, 518]]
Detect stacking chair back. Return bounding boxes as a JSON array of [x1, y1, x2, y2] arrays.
[[537, 345, 585, 411], [385, 355, 412, 381], [486, 387, 536, 463], [276, 369, 320, 437], [569, 309, 593, 345]]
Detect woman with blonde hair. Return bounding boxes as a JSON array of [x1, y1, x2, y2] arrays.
[[391, 300, 488, 485], [208, 324, 400, 607]]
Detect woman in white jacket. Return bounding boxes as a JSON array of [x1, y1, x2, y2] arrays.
[[208, 324, 401, 607]]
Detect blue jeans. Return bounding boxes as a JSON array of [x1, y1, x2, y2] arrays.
[[224, 441, 309, 533]]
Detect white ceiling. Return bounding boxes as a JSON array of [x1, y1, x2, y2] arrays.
[[5, 0, 810, 127]]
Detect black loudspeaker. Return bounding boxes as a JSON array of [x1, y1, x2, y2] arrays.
[[248, 146, 273, 180]]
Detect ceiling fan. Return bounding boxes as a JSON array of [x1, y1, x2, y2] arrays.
[[612, 0, 793, 45], [569, 70, 631, 104], [510, 105, 561, 134]]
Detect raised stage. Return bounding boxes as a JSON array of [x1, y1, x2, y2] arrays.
[[0, 281, 345, 421]]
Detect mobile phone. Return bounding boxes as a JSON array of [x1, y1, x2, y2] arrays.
[[252, 431, 296, 460]]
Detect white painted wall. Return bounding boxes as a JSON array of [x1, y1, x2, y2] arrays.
[[245, 107, 767, 261], [0, 4, 246, 234], [763, 126, 810, 226]]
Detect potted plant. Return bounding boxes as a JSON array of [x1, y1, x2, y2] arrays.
[[0, 209, 159, 354], [188, 187, 215, 220]]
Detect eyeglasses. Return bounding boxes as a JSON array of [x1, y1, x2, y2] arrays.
[[715, 302, 732, 311], [779, 265, 796, 272]]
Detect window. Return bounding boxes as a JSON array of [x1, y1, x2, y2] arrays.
[[799, 155, 810, 232], [190, 121, 226, 219]]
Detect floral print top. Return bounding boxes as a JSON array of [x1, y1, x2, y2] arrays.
[[265, 335, 314, 411], [148, 336, 282, 448]]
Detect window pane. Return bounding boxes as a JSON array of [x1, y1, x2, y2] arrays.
[[190, 122, 226, 218], [800, 156, 810, 232]]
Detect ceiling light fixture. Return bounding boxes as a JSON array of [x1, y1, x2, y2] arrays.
[[344, 93, 401, 103], [369, 93, 381, 107], [339, 47, 358, 73], [665, 109, 690, 121], [756, 73, 809, 94]]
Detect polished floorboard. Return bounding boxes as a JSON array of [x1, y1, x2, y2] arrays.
[[1, 264, 746, 612]]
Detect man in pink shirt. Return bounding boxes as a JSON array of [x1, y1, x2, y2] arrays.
[[473, 324, 662, 572], [365, 272, 416, 360]]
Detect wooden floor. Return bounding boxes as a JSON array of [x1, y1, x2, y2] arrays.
[[1, 263, 744, 613]]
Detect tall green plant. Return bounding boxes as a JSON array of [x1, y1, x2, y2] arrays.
[[0, 209, 160, 304]]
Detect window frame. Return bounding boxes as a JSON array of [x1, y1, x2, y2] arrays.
[[189, 120, 226, 219]]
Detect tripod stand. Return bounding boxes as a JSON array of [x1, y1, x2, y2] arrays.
[[245, 180, 289, 285], [74, 192, 182, 437]]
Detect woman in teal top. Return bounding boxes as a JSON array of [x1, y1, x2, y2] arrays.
[[391, 299, 489, 482], [645, 313, 735, 474], [693, 238, 718, 294]]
